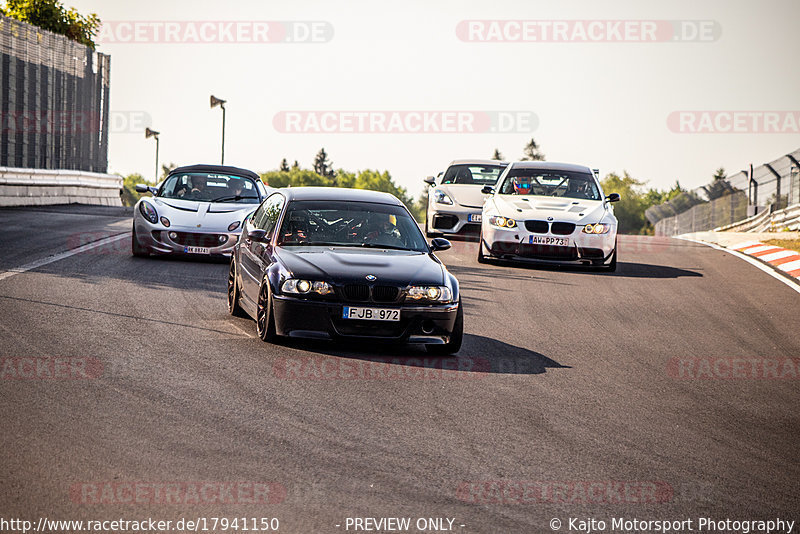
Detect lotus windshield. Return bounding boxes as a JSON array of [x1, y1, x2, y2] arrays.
[[158, 173, 261, 203], [278, 201, 428, 252], [441, 164, 507, 186], [499, 169, 601, 200]]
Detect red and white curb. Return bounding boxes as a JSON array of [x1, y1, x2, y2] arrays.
[[729, 241, 800, 279]]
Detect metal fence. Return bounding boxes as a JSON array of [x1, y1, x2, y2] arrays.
[[0, 15, 110, 172], [647, 148, 800, 236]]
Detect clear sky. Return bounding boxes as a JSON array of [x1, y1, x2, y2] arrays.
[[70, 0, 800, 196]]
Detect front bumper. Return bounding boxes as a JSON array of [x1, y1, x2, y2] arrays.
[[272, 295, 459, 344], [427, 204, 483, 235], [482, 224, 616, 264], [134, 220, 239, 256]]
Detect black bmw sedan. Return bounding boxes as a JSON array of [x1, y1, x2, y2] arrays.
[[227, 187, 463, 354]]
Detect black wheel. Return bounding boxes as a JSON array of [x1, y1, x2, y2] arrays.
[[256, 280, 277, 342], [477, 233, 489, 264], [426, 299, 463, 355], [131, 224, 149, 257], [227, 258, 247, 317]]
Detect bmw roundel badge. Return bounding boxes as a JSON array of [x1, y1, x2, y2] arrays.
[[366, 274, 377, 281]]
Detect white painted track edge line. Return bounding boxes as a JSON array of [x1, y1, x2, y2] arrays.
[[674, 235, 800, 295], [0, 232, 129, 282]]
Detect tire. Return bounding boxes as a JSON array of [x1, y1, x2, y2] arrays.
[[426, 299, 463, 355], [477, 233, 489, 264], [131, 224, 149, 257], [227, 258, 247, 318], [256, 280, 277, 342]]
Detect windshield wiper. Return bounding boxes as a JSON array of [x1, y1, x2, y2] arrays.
[[211, 195, 260, 203]]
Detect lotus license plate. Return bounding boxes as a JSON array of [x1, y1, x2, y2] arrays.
[[342, 307, 400, 321], [468, 213, 482, 222], [529, 236, 570, 246], [184, 246, 210, 254]]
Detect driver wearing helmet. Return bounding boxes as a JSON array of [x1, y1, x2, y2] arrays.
[[513, 175, 533, 195], [365, 213, 404, 247], [565, 179, 590, 199]]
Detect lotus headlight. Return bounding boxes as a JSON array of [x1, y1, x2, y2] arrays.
[[228, 221, 241, 232], [583, 223, 611, 234], [281, 279, 333, 296], [433, 189, 453, 205], [488, 215, 517, 228], [139, 201, 158, 224], [407, 285, 452, 302]]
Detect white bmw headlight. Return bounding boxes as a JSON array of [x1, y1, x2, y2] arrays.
[[433, 189, 453, 205], [488, 215, 517, 228], [583, 223, 612, 234]]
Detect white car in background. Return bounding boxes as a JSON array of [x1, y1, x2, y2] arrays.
[[132, 164, 271, 257], [478, 161, 620, 271], [424, 159, 508, 237]]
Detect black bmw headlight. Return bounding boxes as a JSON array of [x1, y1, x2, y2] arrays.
[[139, 201, 158, 224]]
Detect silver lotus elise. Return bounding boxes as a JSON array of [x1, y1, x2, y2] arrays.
[[132, 164, 271, 258]]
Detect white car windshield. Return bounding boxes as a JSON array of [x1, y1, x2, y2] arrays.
[[499, 169, 601, 201], [441, 164, 506, 186], [159, 173, 261, 203]]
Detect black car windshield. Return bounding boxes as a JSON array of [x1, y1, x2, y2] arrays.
[[158, 173, 261, 203], [441, 164, 507, 186], [499, 168, 601, 200], [278, 201, 428, 252]]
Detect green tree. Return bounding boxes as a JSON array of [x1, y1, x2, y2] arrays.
[[492, 148, 504, 160], [704, 167, 732, 200], [121, 173, 148, 207], [600, 172, 649, 234], [160, 162, 177, 181], [313, 148, 334, 178], [279, 158, 290, 172], [521, 138, 545, 161], [1, 0, 101, 48]]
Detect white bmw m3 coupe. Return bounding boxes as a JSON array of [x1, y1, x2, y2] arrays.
[[478, 162, 620, 271]]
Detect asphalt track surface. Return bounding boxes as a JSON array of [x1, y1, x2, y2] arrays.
[[1, 205, 799, 533]]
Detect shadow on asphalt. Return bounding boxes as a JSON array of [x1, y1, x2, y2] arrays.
[[471, 258, 702, 279], [276, 333, 569, 376]]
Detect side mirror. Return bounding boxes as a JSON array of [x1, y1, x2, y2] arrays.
[[481, 185, 495, 195], [424, 176, 436, 186], [135, 184, 155, 194], [605, 193, 621, 203], [430, 238, 451, 252], [248, 229, 268, 242]]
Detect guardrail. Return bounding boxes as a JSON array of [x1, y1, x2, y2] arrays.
[[714, 202, 800, 233], [0, 167, 122, 207]]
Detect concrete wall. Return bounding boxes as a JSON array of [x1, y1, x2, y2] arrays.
[[0, 167, 122, 207]]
